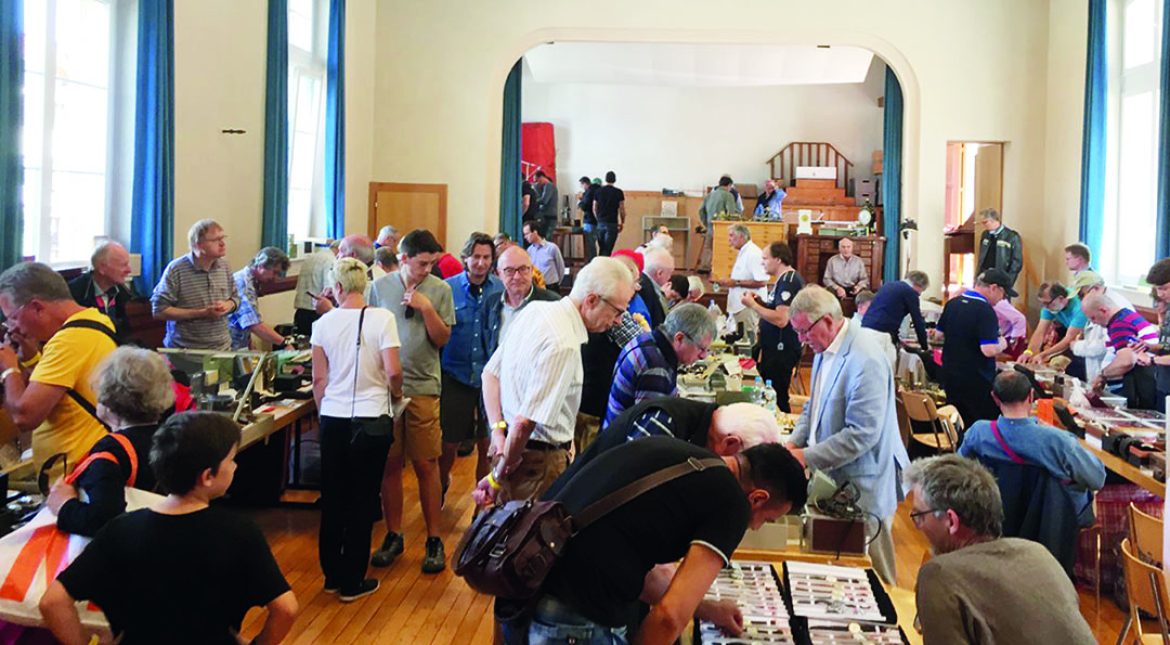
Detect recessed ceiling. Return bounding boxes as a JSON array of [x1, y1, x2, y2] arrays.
[[524, 42, 875, 87]]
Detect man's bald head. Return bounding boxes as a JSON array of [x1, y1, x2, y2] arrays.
[[1080, 291, 1117, 326], [497, 245, 535, 300], [339, 234, 375, 266]]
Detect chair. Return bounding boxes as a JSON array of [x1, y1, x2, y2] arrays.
[[1118, 538, 1170, 645], [1129, 503, 1164, 566], [894, 393, 912, 450], [899, 390, 962, 455]]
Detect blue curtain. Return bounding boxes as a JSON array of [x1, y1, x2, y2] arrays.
[[130, 0, 175, 291], [324, 0, 345, 239], [261, 0, 289, 249], [1080, 0, 1107, 261], [881, 66, 903, 285], [0, 0, 22, 272], [1157, 0, 1170, 260], [499, 59, 522, 239]]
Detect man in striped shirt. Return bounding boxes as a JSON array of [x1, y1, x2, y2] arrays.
[[151, 219, 239, 350], [474, 257, 636, 506], [604, 303, 715, 426], [1082, 291, 1159, 407]]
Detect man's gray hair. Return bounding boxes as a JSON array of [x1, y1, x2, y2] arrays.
[[905, 270, 930, 290], [93, 347, 176, 425], [375, 246, 398, 269], [91, 241, 124, 270], [569, 256, 634, 302], [662, 303, 716, 345], [979, 208, 1001, 223], [187, 219, 222, 250], [715, 403, 782, 448], [251, 247, 290, 272], [903, 455, 1003, 538], [642, 247, 673, 275], [789, 284, 843, 322], [729, 223, 751, 240], [0, 262, 73, 306], [377, 225, 398, 244]]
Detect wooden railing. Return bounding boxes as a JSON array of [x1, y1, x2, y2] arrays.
[[766, 142, 854, 190]]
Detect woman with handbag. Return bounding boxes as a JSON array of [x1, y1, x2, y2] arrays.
[[311, 257, 404, 602]]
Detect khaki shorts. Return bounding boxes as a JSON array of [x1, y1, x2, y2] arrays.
[[389, 395, 443, 462], [574, 412, 601, 456], [497, 447, 570, 504]]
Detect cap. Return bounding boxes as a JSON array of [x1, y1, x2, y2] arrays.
[[977, 268, 1018, 299], [1070, 270, 1104, 293]]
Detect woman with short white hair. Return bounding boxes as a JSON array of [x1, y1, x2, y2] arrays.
[[47, 347, 175, 537], [311, 257, 403, 602]]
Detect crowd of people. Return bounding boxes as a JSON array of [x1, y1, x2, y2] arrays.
[[0, 195, 1161, 643]]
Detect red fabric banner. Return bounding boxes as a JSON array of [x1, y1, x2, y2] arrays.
[[521, 122, 556, 182]]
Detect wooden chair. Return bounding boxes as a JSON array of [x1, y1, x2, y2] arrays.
[[894, 393, 912, 450], [899, 390, 962, 454], [1118, 538, 1170, 645], [1130, 503, 1164, 565]]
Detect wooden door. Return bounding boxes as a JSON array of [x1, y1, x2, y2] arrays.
[[367, 182, 448, 247]]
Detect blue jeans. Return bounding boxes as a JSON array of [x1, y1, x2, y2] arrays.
[[582, 222, 598, 261], [596, 222, 619, 257], [501, 596, 628, 645]]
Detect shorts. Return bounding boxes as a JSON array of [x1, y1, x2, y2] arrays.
[[440, 372, 488, 443], [496, 447, 570, 504], [389, 395, 443, 462]]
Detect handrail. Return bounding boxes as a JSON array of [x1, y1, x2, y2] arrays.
[[766, 142, 854, 190]]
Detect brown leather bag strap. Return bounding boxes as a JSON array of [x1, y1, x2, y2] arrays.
[[570, 456, 725, 534]]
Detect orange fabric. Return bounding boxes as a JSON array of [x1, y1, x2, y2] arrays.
[[62, 432, 138, 488], [0, 525, 70, 602], [1036, 398, 1056, 427]]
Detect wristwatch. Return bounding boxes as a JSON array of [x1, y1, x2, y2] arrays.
[[491, 420, 508, 431]]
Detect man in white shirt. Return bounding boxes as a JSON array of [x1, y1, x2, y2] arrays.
[[474, 257, 635, 506], [715, 224, 767, 344]]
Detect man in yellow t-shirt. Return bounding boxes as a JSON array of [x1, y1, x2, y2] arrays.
[[0, 262, 117, 472]]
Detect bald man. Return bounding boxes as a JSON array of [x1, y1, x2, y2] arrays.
[[68, 241, 135, 340], [482, 246, 561, 360], [1081, 291, 1159, 408], [314, 234, 383, 314]]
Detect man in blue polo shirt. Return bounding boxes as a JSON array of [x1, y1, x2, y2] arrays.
[[861, 270, 931, 369], [936, 269, 1011, 425], [438, 233, 502, 505]]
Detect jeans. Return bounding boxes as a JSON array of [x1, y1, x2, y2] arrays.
[[501, 596, 628, 645], [318, 416, 393, 590], [582, 222, 598, 261], [596, 222, 619, 257]]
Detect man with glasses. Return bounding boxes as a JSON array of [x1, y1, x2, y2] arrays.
[[481, 246, 560, 360], [0, 262, 117, 472], [368, 229, 455, 574], [785, 285, 909, 584], [905, 455, 1096, 644], [604, 303, 716, 426], [474, 257, 635, 507], [151, 219, 239, 350], [228, 246, 291, 350], [1020, 282, 1085, 377]]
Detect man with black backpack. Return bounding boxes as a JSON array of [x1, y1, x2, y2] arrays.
[[0, 262, 118, 472], [498, 436, 807, 644]]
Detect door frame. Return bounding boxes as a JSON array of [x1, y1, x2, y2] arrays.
[[367, 182, 448, 246]]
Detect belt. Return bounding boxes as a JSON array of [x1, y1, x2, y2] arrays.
[[525, 439, 571, 452]]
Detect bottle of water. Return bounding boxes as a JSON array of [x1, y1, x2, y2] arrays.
[[753, 377, 765, 404], [763, 379, 778, 414]]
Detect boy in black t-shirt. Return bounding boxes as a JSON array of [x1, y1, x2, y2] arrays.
[[40, 412, 298, 645]]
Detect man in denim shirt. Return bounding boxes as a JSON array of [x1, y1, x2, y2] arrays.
[[438, 233, 502, 502]]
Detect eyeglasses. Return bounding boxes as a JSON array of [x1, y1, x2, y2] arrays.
[[202, 235, 228, 244], [909, 508, 944, 525], [681, 331, 711, 357], [3, 302, 30, 330], [599, 296, 628, 316], [500, 266, 533, 278], [792, 314, 828, 338]]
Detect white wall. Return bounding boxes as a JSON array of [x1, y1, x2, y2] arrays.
[[522, 78, 884, 198]]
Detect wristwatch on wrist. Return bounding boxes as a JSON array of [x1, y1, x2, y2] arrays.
[[492, 420, 508, 431]]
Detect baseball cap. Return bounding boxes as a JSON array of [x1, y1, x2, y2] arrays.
[[1070, 270, 1104, 293], [978, 268, 1018, 299]]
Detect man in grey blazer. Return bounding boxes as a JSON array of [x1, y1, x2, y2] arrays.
[[786, 285, 911, 584]]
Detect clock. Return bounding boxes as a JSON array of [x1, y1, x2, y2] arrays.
[[857, 207, 873, 227]]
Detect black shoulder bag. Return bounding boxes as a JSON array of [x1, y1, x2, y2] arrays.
[[453, 456, 725, 600], [349, 307, 394, 439]]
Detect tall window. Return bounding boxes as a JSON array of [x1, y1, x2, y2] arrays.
[[22, 0, 117, 265], [287, 0, 328, 241], [1102, 0, 1163, 286]]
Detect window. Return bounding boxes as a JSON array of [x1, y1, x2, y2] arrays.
[[1102, 0, 1163, 286], [21, 0, 126, 265], [287, 0, 328, 242]]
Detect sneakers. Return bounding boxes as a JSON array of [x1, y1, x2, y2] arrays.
[[338, 579, 379, 603], [422, 537, 446, 574], [323, 579, 339, 594], [371, 532, 404, 568]]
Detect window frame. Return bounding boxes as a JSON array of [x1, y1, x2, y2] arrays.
[[285, 0, 329, 243]]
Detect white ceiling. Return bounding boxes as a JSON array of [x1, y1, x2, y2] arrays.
[[524, 42, 875, 87]]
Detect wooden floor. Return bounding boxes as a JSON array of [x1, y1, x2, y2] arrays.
[[232, 448, 1129, 644]]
